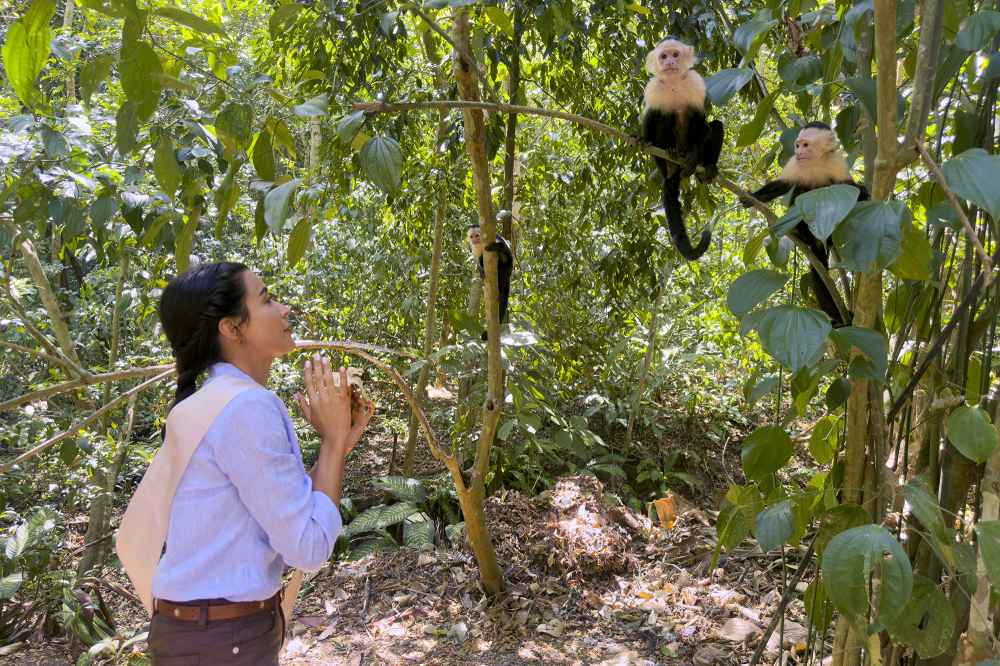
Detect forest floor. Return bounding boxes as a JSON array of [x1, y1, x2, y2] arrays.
[[1, 412, 824, 666]]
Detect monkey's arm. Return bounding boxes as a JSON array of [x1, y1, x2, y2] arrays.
[[485, 239, 513, 266], [853, 182, 870, 201], [741, 180, 793, 208]]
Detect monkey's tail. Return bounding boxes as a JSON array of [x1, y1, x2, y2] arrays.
[[662, 176, 710, 261]]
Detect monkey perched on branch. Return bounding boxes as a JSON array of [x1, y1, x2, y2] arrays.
[[467, 225, 513, 341]]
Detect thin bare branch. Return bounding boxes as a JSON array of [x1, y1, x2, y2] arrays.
[[294, 339, 418, 359], [915, 141, 994, 274], [0, 339, 79, 375], [0, 365, 174, 414]]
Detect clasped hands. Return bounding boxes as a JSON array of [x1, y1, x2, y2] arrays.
[[295, 354, 374, 453]]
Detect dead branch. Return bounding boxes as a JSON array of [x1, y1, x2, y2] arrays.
[[0, 365, 174, 414]]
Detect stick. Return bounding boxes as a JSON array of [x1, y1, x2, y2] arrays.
[[294, 339, 418, 359], [0, 364, 174, 414]]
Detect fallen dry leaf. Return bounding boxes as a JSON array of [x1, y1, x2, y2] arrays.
[[720, 617, 763, 642], [694, 644, 729, 665]]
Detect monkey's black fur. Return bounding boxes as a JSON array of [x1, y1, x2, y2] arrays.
[[477, 234, 513, 341]]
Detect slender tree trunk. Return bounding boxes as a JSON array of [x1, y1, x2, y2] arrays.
[[434, 312, 450, 389], [63, 0, 77, 106], [16, 236, 81, 367]]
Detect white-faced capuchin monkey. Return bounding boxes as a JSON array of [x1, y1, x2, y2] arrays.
[[641, 38, 725, 261], [742, 122, 870, 327], [467, 225, 513, 341]]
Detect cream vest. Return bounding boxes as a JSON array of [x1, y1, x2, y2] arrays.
[[115, 374, 303, 622]]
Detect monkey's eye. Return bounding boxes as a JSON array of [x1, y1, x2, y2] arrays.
[[672, 51, 679, 56]]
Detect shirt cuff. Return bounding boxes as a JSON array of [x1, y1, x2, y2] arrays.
[[311, 490, 343, 548]]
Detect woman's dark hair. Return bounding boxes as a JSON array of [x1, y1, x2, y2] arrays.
[[159, 262, 249, 406]]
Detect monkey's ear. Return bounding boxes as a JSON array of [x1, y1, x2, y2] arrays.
[[684, 43, 696, 67], [645, 46, 660, 75]]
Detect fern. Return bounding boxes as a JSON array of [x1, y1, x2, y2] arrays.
[[341, 502, 420, 540], [372, 476, 427, 503]]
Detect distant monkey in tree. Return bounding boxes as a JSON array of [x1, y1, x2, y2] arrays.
[[467, 225, 513, 341]]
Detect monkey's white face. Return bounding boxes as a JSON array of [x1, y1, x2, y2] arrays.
[[646, 40, 693, 76], [467, 228, 483, 256], [794, 128, 833, 162]]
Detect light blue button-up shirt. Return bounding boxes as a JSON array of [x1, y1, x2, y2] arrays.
[[151, 362, 342, 602]]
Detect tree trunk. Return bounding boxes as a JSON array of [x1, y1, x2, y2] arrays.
[[63, 0, 77, 106]]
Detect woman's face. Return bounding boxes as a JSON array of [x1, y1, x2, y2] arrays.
[[235, 271, 295, 357]]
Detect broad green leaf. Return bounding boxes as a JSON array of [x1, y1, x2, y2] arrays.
[[714, 484, 763, 560], [80, 54, 115, 105], [287, 216, 311, 267], [348, 533, 398, 560], [769, 205, 803, 238], [779, 54, 823, 87], [834, 201, 907, 272], [379, 11, 400, 35], [809, 415, 839, 464], [797, 185, 861, 242], [844, 77, 877, 121], [889, 221, 933, 280], [372, 476, 427, 504], [141, 213, 172, 249], [974, 521, 1000, 588], [153, 7, 225, 35], [119, 41, 162, 120], [741, 425, 793, 481], [821, 525, 913, 630], [485, 7, 514, 37], [742, 228, 768, 266], [213, 159, 241, 238], [902, 479, 953, 563], [264, 178, 301, 233], [737, 91, 778, 147], [268, 118, 297, 158], [941, 149, 1000, 220], [1, 0, 56, 109], [293, 93, 329, 118], [115, 101, 139, 155], [269, 3, 302, 37], [946, 405, 999, 463], [826, 377, 852, 411], [955, 10, 1000, 51], [705, 68, 753, 106], [756, 306, 831, 372], [153, 135, 180, 199], [360, 136, 403, 195], [403, 513, 435, 547], [727, 270, 788, 316], [251, 129, 275, 181], [336, 111, 366, 145], [756, 500, 794, 551], [886, 576, 955, 658], [215, 102, 254, 155], [803, 580, 833, 634], [342, 502, 421, 539], [175, 216, 198, 273], [830, 327, 888, 380], [747, 375, 779, 407], [41, 127, 68, 158], [254, 199, 267, 243], [733, 14, 777, 58], [0, 573, 24, 600], [89, 196, 117, 229]]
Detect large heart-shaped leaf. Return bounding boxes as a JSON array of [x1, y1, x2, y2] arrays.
[[1, 0, 56, 109], [705, 68, 753, 106], [119, 41, 162, 120], [756, 499, 794, 551], [797, 184, 861, 242], [830, 327, 888, 380], [821, 524, 913, 630], [264, 178, 301, 233], [956, 10, 1000, 51], [946, 405, 999, 463], [727, 270, 788, 316], [941, 148, 1000, 220], [886, 576, 956, 659], [756, 306, 831, 372], [360, 136, 403, 195], [834, 201, 907, 272], [889, 221, 933, 280], [293, 93, 329, 118], [741, 425, 793, 481]]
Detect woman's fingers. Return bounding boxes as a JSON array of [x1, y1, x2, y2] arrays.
[[338, 366, 349, 394], [295, 392, 311, 421], [303, 359, 318, 402]]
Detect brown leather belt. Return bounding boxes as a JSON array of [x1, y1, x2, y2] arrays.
[[155, 594, 278, 622]]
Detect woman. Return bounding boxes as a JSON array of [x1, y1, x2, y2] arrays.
[[147, 261, 372, 664]]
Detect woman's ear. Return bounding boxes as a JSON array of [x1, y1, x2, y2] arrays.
[[218, 316, 244, 343]]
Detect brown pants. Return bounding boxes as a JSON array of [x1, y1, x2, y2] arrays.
[[148, 599, 284, 666]]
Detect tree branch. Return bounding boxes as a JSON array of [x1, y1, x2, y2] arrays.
[[0, 365, 174, 414], [915, 141, 994, 274], [896, 0, 944, 168], [0, 339, 80, 376]]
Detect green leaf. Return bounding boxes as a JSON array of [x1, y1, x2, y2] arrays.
[[747, 375, 779, 407], [403, 512, 435, 547], [844, 77, 878, 123], [742, 228, 768, 266], [254, 199, 268, 243], [372, 476, 427, 504], [830, 327, 888, 381], [264, 178, 301, 233], [153, 7, 225, 35], [826, 377, 852, 411], [251, 129, 275, 181], [213, 159, 241, 237], [770, 205, 804, 238], [737, 91, 778, 147], [115, 101, 139, 155], [821, 524, 913, 630], [348, 533, 398, 560], [1, 0, 56, 109], [141, 213, 172, 249], [215, 103, 254, 155], [379, 10, 400, 35], [267, 117, 297, 158], [834, 201, 907, 272], [342, 502, 421, 539], [779, 54, 824, 88], [336, 111, 366, 145], [269, 3, 302, 38], [175, 216, 198, 273], [886, 576, 956, 658], [0, 572, 24, 600], [889, 221, 933, 280], [80, 54, 114, 105], [293, 93, 329, 118], [153, 135, 180, 199], [360, 136, 403, 195], [705, 68, 753, 106], [727, 270, 788, 316], [902, 478, 952, 551], [974, 521, 1000, 588], [966, 356, 984, 406], [741, 425, 793, 481], [485, 7, 514, 37], [756, 306, 831, 372], [817, 504, 870, 554], [941, 148, 1000, 220], [797, 185, 861, 242], [89, 196, 117, 229], [809, 415, 839, 464], [733, 15, 777, 58], [287, 216, 311, 267], [956, 10, 1000, 51], [119, 41, 162, 120], [946, 405, 999, 463], [756, 500, 794, 551], [714, 484, 763, 557]]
